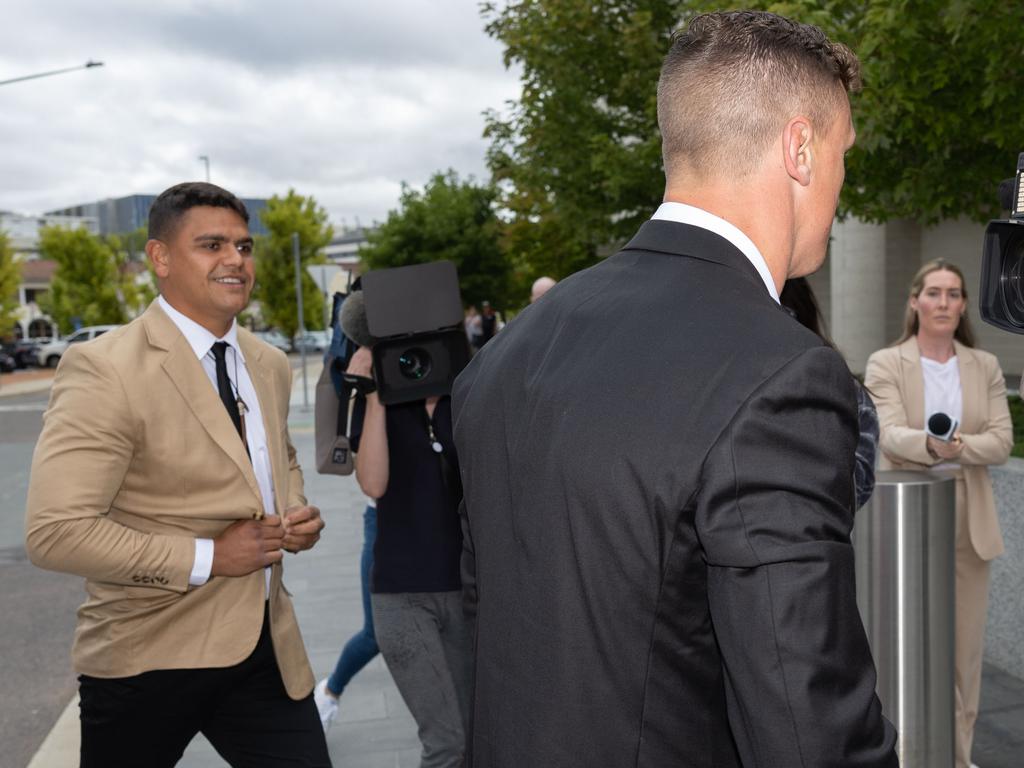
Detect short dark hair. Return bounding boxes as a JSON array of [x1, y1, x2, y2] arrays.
[[148, 182, 249, 241], [658, 11, 861, 180]]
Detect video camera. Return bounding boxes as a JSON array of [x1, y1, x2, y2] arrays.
[[980, 153, 1024, 333], [354, 260, 472, 405]]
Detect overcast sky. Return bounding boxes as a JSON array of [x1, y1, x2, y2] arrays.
[[0, 0, 521, 231]]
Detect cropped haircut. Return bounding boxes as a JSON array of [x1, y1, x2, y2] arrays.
[[148, 182, 249, 241], [657, 11, 861, 181]]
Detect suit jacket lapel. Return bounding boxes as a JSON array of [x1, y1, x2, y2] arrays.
[[955, 340, 979, 433], [143, 303, 263, 503], [899, 337, 926, 429], [239, 332, 286, 516]]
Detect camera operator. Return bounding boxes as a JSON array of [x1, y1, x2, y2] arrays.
[[345, 345, 471, 768], [865, 259, 1012, 768]]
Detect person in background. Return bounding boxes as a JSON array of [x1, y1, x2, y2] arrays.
[[530, 276, 557, 303], [479, 301, 500, 346], [865, 258, 1012, 768], [464, 304, 483, 350], [345, 345, 471, 768], [780, 277, 878, 508]]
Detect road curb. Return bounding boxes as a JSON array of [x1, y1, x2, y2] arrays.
[[26, 695, 78, 767]]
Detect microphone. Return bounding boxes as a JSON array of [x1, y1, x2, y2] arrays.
[[339, 290, 380, 348], [926, 412, 959, 442]]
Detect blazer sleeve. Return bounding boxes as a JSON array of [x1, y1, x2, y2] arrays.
[[695, 346, 897, 767], [960, 353, 1013, 467], [25, 344, 195, 591], [864, 348, 934, 466]]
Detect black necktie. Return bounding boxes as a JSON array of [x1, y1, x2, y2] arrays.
[[211, 342, 245, 445]]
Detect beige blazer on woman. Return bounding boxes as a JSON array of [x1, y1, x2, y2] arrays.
[[864, 338, 1012, 561], [25, 301, 315, 698]]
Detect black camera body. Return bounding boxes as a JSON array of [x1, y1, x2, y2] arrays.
[[980, 153, 1024, 334], [362, 260, 471, 405]]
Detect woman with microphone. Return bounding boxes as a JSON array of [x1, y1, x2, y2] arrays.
[[865, 259, 1012, 768]]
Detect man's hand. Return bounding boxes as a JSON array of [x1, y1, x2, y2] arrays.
[[927, 433, 964, 461], [283, 505, 325, 553], [210, 515, 284, 577]]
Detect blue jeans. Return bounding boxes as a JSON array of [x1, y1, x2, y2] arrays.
[[327, 505, 379, 696]]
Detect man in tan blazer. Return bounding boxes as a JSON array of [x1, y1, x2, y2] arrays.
[[25, 182, 330, 767]]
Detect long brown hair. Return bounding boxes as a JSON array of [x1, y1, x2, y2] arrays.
[[896, 259, 975, 347]]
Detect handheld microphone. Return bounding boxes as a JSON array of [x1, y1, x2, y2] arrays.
[[926, 412, 959, 442]]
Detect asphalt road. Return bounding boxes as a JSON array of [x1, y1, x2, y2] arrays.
[[0, 390, 82, 768]]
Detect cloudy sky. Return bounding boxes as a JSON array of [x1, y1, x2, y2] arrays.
[[0, 0, 522, 230]]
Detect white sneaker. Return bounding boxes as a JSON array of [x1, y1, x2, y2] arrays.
[[313, 678, 338, 730]]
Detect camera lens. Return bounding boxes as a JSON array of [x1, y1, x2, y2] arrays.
[[398, 348, 431, 380], [998, 231, 1024, 327]]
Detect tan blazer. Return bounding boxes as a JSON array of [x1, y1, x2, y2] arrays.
[[25, 301, 315, 699], [864, 338, 1012, 561]]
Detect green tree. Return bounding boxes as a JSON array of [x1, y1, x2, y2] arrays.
[[360, 170, 513, 309], [0, 231, 20, 338], [106, 226, 157, 316], [483, 0, 1024, 269], [37, 226, 128, 333], [253, 190, 333, 339]]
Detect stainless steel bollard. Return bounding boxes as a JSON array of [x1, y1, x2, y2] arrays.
[[853, 470, 956, 768]]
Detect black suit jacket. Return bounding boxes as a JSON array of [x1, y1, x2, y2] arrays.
[[452, 220, 898, 767]]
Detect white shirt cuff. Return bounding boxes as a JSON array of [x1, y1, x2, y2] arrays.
[[189, 538, 215, 586]]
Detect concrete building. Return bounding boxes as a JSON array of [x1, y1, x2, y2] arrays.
[[46, 193, 270, 236], [806, 217, 1022, 381]]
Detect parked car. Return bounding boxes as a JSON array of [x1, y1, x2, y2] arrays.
[[0, 349, 15, 373], [253, 329, 291, 353], [293, 330, 330, 353], [36, 325, 121, 368], [7, 338, 46, 368]]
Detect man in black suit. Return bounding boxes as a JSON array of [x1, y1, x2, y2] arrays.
[[452, 10, 898, 767]]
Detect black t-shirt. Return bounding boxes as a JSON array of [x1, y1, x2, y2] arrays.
[[351, 395, 463, 593]]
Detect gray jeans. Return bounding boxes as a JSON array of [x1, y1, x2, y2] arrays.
[[371, 591, 472, 768]]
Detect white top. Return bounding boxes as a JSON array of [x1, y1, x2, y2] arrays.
[[921, 354, 962, 469], [651, 202, 780, 303], [159, 296, 276, 589]]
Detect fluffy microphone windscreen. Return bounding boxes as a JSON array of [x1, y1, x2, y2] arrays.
[[340, 291, 379, 348]]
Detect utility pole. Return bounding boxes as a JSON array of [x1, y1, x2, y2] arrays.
[[198, 155, 210, 183], [293, 232, 309, 410]]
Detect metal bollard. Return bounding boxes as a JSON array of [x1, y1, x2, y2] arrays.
[[853, 470, 956, 768]]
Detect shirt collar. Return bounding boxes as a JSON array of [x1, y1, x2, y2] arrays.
[[651, 202, 780, 303], [158, 295, 245, 363]]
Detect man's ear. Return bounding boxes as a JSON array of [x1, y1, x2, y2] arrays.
[[146, 238, 170, 278], [783, 116, 813, 187]]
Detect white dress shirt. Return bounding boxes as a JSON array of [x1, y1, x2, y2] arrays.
[[921, 353, 962, 470], [651, 202, 780, 303], [158, 296, 276, 588]]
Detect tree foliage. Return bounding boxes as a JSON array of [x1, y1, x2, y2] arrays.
[[37, 226, 129, 333], [483, 0, 1024, 271], [0, 231, 20, 338], [253, 190, 333, 338], [360, 170, 512, 309]]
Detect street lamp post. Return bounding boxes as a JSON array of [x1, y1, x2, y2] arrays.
[[198, 155, 210, 183], [0, 60, 104, 88]]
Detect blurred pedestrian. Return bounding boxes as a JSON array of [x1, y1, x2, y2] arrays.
[[479, 301, 500, 346], [530, 276, 557, 303], [464, 304, 483, 350], [865, 258, 1012, 768], [780, 277, 878, 508]]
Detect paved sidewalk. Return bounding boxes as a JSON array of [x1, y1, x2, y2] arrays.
[[0, 368, 54, 398]]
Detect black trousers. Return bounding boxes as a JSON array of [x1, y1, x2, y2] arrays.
[[78, 611, 331, 768]]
